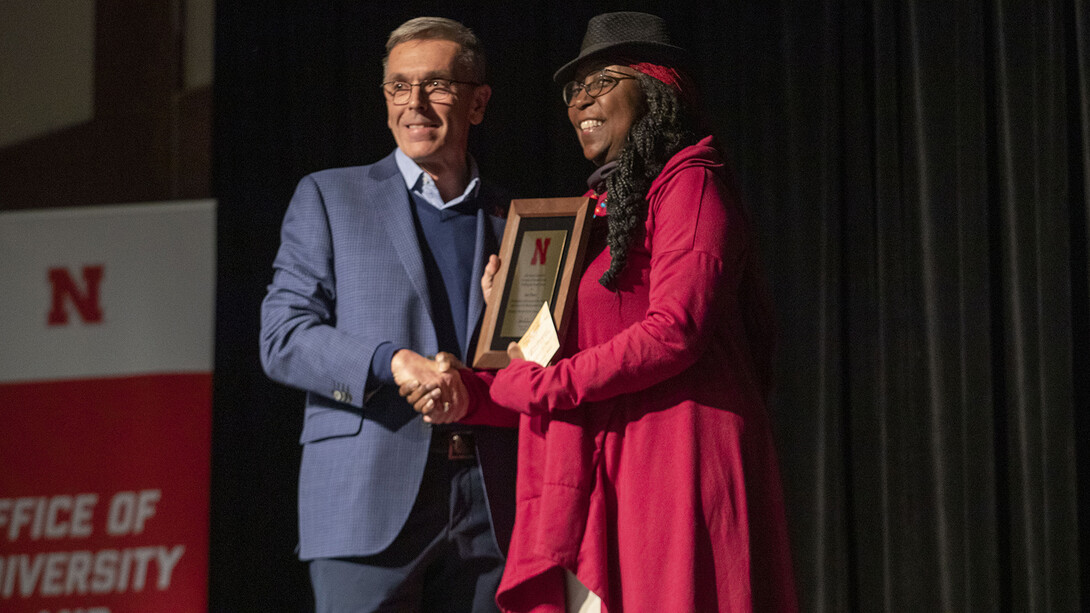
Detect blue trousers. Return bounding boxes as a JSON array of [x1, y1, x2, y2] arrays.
[[308, 451, 505, 612]]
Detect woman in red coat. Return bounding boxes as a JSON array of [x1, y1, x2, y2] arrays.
[[408, 11, 798, 613], [481, 12, 798, 612]]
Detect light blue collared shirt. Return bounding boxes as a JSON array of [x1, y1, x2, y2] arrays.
[[394, 148, 481, 210]]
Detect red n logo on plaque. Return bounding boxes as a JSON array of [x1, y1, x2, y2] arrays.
[[530, 238, 551, 266]]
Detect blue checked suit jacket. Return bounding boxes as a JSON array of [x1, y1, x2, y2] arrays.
[[260, 151, 516, 560]]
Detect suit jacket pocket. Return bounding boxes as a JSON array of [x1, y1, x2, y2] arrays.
[[299, 401, 364, 444]]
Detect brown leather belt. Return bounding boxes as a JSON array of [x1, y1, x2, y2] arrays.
[[431, 430, 476, 460]]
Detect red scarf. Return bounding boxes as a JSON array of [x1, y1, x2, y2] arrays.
[[627, 61, 699, 110]]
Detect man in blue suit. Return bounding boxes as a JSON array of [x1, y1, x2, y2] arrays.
[[260, 16, 518, 612]]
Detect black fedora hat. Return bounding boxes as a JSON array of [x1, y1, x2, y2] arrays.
[[553, 12, 689, 83]]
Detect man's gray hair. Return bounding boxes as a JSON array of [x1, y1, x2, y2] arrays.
[[383, 17, 486, 82]]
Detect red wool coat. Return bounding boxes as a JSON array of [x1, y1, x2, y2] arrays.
[[464, 137, 797, 612]]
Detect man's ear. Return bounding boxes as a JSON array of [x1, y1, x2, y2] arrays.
[[469, 84, 492, 125]]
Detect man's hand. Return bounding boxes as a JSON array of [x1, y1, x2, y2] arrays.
[[481, 254, 501, 307], [392, 349, 468, 423]]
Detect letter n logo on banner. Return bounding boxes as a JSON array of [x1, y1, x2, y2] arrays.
[[48, 265, 105, 325], [531, 238, 551, 265]]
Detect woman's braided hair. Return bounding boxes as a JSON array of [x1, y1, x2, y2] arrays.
[[599, 72, 698, 288]]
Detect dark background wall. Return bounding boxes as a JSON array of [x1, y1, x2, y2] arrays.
[[210, 1, 1089, 612], [0, 1, 211, 210]]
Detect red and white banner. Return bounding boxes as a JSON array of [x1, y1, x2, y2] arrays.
[[0, 200, 215, 613]]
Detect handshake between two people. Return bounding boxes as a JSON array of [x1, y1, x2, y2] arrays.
[[392, 254, 526, 424], [392, 349, 467, 424]]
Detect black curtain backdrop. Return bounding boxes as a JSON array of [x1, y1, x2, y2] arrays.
[[212, 1, 1088, 611]]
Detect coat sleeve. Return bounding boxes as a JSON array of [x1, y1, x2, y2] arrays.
[[259, 175, 380, 409], [489, 167, 749, 415], [457, 368, 520, 428]]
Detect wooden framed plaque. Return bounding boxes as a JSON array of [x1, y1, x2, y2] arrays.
[[473, 196, 594, 368]]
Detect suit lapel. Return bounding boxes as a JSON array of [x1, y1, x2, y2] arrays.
[[369, 158, 434, 325], [464, 206, 505, 358], [464, 210, 488, 358]]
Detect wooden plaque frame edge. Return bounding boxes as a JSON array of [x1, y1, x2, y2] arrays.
[[473, 196, 594, 369]]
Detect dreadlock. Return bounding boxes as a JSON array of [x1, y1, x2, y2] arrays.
[[599, 73, 698, 288]]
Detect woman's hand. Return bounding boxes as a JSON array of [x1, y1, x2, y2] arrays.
[[481, 254, 501, 307], [435, 351, 465, 372], [506, 342, 525, 362]]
